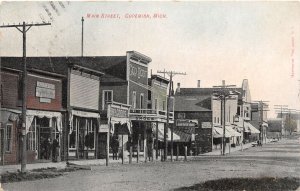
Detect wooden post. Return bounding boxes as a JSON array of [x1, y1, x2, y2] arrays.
[[1, 129, 4, 165], [76, 118, 79, 159], [106, 127, 110, 166], [176, 144, 179, 161], [144, 127, 147, 163], [161, 149, 164, 161], [156, 122, 159, 160], [151, 136, 154, 162], [122, 134, 124, 164], [137, 134, 140, 163], [129, 145, 132, 164], [184, 146, 187, 161]]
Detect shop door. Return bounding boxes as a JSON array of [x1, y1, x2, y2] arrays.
[[38, 126, 52, 160], [78, 125, 85, 159]]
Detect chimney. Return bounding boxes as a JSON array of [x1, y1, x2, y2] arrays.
[[222, 80, 225, 86], [197, 80, 201, 88], [176, 83, 181, 93]]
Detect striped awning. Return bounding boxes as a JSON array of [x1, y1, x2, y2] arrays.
[[213, 126, 231, 138], [152, 123, 180, 141], [245, 122, 260, 134]]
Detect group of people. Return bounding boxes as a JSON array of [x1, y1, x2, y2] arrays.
[[41, 136, 60, 162]]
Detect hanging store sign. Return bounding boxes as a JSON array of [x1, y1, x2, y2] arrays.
[[176, 119, 198, 127], [109, 107, 129, 118], [201, 122, 212, 128]]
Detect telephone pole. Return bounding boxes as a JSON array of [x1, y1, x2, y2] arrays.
[[274, 105, 288, 138], [157, 70, 186, 161], [0, 21, 51, 172], [213, 80, 239, 155], [81, 17, 84, 57], [252, 101, 269, 144]]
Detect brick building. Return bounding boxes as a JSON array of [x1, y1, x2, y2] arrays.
[[0, 63, 65, 164]]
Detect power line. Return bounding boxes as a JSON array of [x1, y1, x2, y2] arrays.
[[157, 70, 186, 161], [213, 80, 240, 155], [0, 21, 51, 173]]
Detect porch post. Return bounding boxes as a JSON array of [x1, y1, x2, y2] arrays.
[[156, 121, 158, 160], [137, 134, 140, 163], [144, 125, 147, 163], [76, 118, 79, 159], [106, 122, 110, 166]]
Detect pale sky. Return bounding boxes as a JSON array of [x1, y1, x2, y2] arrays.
[[0, 1, 299, 118]]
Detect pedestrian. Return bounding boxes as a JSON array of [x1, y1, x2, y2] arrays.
[[111, 136, 119, 160], [43, 137, 50, 160], [52, 136, 59, 162]]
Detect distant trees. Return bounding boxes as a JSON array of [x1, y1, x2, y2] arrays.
[[284, 118, 297, 135]]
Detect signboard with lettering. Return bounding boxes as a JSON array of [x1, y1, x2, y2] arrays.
[[201, 122, 212, 128], [108, 106, 129, 118], [176, 119, 198, 127], [129, 64, 147, 79], [36, 81, 55, 103]]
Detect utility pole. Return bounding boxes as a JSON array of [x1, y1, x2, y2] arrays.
[[213, 80, 239, 155], [274, 105, 288, 138], [81, 17, 84, 57], [157, 70, 186, 161], [252, 101, 269, 145], [0, 22, 51, 172]]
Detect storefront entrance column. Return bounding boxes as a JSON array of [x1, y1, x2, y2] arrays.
[[155, 122, 159, 160], [0, 128, 4, 165]]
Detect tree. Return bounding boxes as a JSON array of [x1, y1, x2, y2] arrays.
[[284, 117, 297, 135]]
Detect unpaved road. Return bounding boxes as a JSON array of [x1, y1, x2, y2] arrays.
[[2, 136, 300, 191]]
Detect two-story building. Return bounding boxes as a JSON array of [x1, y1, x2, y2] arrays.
[[1, 58, 65, 164]]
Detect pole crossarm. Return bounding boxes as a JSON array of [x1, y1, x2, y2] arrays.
[[156, 69, 186, 161], [0, 21, 51, 173], [0, 23, 51, 28]]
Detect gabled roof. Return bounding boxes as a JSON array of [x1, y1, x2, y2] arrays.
[[150, 74, 169, 84], [174, 95, 211, 112], [176, 87, 243, 100]]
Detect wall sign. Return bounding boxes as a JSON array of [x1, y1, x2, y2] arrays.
[[129, 64, 147, 79], [36, 81, 55, 103], [109, 107, 129, 118], [202, 122, 212, 128]]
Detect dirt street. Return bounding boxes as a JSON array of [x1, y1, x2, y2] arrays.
[[2, 137, 300, 191]]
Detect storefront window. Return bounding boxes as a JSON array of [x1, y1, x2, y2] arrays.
[[5, 124, 12, 152], [85, 119, 95, 149], [103, 90, 113, 110]]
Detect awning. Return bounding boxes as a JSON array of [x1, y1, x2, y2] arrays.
[[152, 123, 180, 141], [173, 126, 195, 142], [225, 125, 241, 137], [245, 122, 260, 134], [213, 126, 231, 138], [110, 117, 131, 134], [69, 110, 101, 133], [0, 109, 20, 123], [26, 109, 62, 133]]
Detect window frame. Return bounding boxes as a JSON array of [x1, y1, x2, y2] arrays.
[[132, 91, 137, 109], [140, 93, 144, 109], [102, 90, 113, 110], [5, 123, 13, 153]]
